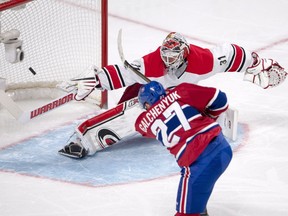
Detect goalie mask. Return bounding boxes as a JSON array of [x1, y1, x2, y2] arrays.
[[138, 81, 166, 109], [160, 32, 190, 78]]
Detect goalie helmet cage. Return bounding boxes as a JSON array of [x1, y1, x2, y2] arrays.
[[0, 0, 108, 108]]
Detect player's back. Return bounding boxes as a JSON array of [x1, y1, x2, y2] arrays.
[[135, 83, 223, 167]]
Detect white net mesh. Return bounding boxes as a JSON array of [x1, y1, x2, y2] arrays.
[[0, 0, 105, 104]]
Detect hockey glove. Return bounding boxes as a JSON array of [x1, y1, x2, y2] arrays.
[[244, 52, 287, 89], [72, 66, 102, 101], [58, 141, 88, 159]]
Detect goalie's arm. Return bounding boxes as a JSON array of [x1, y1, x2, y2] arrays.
[[72, 63, 148, 102], [73, 29, 150, 102], [96, 63, 148, 90]]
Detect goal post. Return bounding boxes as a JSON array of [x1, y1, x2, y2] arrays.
[[0, 0, 108, 112], [101, 0, 108, 108]]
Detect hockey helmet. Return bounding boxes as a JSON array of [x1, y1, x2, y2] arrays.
[[138, 81, 166, 109], [160, 32, 190, 70]]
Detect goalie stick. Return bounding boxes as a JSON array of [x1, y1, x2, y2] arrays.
[[0, 89, 24, 120], [0, 88, 76, 123], [0, 72, 103, 123], [117, 29, 151, 83]]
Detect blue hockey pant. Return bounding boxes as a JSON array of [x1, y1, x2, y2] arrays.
[[176, 132, 232, 214]]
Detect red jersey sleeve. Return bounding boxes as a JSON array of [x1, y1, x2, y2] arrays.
[[173, 83, 228, 118]]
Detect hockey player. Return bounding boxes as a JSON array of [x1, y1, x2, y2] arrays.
[[74, 31, 287, 101], [135, 81, 232, 216], [59, 32, 287, 158]]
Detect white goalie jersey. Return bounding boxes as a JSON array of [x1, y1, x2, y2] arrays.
[[96, 43, 254, 92]]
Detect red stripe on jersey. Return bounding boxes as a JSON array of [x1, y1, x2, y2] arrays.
[[104, 65, 124, 89], [180, 167, 190, 213], [77, 103, 125, 134], [227, 44, 244, 72], [208, 105, 228, 118]]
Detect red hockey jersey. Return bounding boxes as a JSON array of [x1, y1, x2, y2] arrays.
[[135, 83, 228, 167]]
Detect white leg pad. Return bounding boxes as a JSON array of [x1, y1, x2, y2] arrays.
[[217, 107, 239, 141]]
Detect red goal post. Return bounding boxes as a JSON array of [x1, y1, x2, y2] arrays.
[[0, 0, 108, 108]]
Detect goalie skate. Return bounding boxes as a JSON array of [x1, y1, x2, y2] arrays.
[[58, 141, 88, 159]]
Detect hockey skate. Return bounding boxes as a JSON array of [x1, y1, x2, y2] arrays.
[[58, 141, 88, 159], [200, 208, 209, 216]]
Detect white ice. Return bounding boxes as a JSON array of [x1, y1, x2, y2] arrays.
[[1, 0, 288, 215]]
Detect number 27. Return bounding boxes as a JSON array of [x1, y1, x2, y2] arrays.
[[150, 102, 191, 148]]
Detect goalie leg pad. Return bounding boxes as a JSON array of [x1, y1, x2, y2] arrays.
[[59, 97, 141, 157], [77, 98, 142, 155], [217, 107, 238, 141]]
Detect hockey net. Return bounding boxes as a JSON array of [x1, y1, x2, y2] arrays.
[[0, 0, 108, 108]]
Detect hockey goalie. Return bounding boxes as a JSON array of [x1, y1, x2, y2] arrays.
[[59, 32, 287, 159]]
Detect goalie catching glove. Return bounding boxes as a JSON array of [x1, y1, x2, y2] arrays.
[[71, 66, 102, 101], [244, 52, 287, 89]]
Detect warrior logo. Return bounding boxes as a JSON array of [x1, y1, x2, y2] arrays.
[[97, 128, 121, 147]]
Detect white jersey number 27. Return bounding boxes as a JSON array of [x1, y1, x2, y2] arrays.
[[150, 102, 191, 148]]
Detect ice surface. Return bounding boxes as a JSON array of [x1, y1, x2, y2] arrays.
[[1, 0, 288, 215]]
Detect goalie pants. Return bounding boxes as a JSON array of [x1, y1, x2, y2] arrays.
[[176, 132, 232, 214]]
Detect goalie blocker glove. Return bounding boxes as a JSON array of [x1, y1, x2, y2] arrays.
[[244, 52, 287, 89], [58, 141, 88, 159]]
